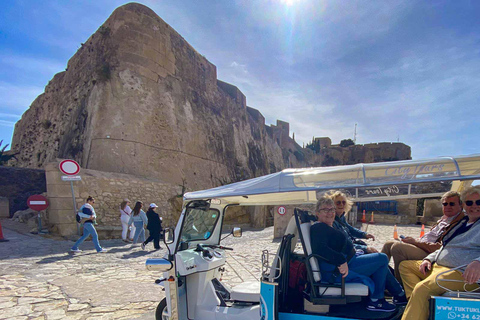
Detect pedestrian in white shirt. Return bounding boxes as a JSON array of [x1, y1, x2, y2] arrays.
[[119, 199, 135, 242]]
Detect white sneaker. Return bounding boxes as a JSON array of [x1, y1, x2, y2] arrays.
[[141, 243, 146, 250], [70, 248, 82, 253], [97, 248, 108, 253]]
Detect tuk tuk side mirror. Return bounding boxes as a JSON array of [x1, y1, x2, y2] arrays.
[[163, 228, 175, 244], [146, 258, 173, 272], [232, 227, 242, 237]]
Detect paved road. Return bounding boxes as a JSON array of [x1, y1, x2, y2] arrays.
[[0, 219, 423, 319]]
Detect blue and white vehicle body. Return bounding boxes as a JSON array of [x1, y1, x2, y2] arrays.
[[146, 154, 480, 320]]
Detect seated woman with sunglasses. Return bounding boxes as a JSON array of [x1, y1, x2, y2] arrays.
[[328, 191, 376, 254], [311, 196, 404, 312], [399, 186, 480, 320]]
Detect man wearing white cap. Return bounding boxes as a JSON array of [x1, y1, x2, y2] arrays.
[[142, 203, 163, 250]]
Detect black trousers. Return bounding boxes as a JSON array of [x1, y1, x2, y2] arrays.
[[144, 229, 161, 249]]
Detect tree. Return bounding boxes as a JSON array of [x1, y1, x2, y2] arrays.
[[340, 139, 355, 147], [305, 139, 320, 153], [0, 140, 18, 165]]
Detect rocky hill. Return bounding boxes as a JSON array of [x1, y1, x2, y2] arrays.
[[10, 3, 411, 191]]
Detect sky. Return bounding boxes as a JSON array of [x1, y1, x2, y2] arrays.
[[1, 0, 479, 159]]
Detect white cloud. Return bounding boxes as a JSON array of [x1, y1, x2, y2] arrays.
[[230, 62, 248, 74], [0, 113, 22, 118], [0, 120, 16, 127], [0, 54, 65, 77], [0, 82, 44, 110]]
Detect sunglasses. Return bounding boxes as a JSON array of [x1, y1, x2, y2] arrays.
[[465, 200, 480, 206], [335, 201, 346, 205], [442, 202, 457, 207]]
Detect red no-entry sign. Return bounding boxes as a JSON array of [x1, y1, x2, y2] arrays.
[[27, 195, 49, 211], [59, 159, 81, 175]]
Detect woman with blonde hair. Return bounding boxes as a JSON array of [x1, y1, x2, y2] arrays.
[[327, 190, 376, 254], [120, 199, 135, 242]]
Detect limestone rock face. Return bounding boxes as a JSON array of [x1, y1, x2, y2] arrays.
[[11, 3, 411, 192], [11, 3, 286, 190]]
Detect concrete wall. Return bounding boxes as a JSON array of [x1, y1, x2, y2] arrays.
[[0, 197, 9, 218], [273, 205, 315, 238], [274, 206, 295, 238], [45, 161, 181, 238]]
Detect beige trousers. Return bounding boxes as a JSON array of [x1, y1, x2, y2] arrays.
[[381, 240, 428, 283], [399, 260, 478, 320]]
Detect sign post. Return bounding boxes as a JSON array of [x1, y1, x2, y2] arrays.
[[59, 160, 82, 235], [27, 195, 49, 234]]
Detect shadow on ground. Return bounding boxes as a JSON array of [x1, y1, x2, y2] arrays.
[[0, 219, 136, 260], [121, 250, 153, 259]]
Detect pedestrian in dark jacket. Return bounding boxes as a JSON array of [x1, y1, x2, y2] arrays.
[[142, 203, 162, 250]]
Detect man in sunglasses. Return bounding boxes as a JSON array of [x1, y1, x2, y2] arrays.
[[399, 186, 480, 320], [382, 191, 464, 283]]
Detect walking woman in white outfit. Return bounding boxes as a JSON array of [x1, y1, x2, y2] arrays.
[[120, 199, 135, 242]]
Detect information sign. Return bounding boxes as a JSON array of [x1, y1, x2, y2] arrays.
[[61, 176, 82, 181]]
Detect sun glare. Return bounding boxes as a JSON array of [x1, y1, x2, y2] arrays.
[[281, 0, 299, 6]]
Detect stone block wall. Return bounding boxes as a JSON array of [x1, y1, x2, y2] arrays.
[[223, 206, 252, 229], [45, 161, 181, 238]]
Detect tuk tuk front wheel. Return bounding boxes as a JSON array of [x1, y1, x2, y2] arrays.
[[155, 298, 168, 320]]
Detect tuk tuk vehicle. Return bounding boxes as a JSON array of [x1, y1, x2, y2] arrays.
[[146, 154, 480, 320]]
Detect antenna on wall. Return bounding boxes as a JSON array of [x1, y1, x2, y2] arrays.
[[353, 123, 357, 144]]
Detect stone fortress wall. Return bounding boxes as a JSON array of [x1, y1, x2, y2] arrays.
[[5, 3, 416, 237], [9, 3, 299, 192], [9, 3, 411, 193]]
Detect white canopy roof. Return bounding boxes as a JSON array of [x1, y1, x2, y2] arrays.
[[184, 154, 480, 205]]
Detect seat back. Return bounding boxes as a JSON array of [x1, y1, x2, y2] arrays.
[[300, 222, 321, 282], [296, 212, 369, 301]]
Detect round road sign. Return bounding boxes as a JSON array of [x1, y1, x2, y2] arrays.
[[27, 195, 49, 211], [59, 159, 80, 175], [277, 206, 286, 215]]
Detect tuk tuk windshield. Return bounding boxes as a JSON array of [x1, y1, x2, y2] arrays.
[[180, 207, 220, 242]]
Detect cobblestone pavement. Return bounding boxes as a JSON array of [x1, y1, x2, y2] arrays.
[[0, 219, 424, 319]]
